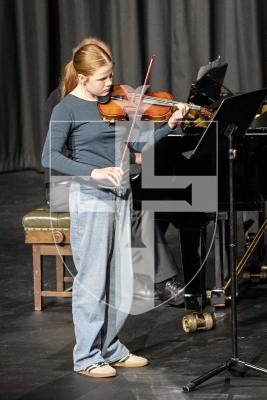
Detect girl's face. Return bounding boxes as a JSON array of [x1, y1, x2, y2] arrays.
[[83, 63, 113, 98]]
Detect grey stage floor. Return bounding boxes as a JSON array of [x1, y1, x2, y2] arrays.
[[1, 171, 267, 400]]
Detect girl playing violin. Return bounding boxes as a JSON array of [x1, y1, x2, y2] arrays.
[[42, 37, 188, 378]]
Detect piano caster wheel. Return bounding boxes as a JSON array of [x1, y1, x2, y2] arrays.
[[242, 270, 267, 282], [182, 312, 214, 333]]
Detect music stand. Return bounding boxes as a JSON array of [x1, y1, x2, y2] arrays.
[[182, 88, 267, 392]]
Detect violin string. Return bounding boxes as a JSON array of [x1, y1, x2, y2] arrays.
[[120, 55, 156, 167], [128, 93, 174, 105]]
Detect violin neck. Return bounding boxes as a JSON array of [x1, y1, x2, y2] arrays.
[[171, 100, 201, 112], [135, 95, 202, 111], [112, 94, 202, 112]]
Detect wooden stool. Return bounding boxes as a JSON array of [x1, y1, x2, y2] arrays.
[[22, 206, 73, 310]]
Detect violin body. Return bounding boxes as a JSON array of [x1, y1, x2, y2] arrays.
[[98, 85, 130, 122], [98, 84, 213, 123], [98, 84, 174, 122], [142, 90, 173, 121]]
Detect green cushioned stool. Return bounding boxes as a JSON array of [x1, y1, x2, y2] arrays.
[[22, 206, 73, 310]]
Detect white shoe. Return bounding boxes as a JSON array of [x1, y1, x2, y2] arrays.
[[78, 362, 116, 378], [111, 353, 149, 368]]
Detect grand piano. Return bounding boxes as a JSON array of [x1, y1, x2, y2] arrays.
[[131, 63, 267, 311]]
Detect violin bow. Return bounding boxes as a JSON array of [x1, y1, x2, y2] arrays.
[[120, 55, 156, 168]]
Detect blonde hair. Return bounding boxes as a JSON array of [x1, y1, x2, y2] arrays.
[[60, 37, 112, 98]]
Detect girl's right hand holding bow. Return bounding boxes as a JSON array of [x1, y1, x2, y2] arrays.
[[91, 166, 124, 187]]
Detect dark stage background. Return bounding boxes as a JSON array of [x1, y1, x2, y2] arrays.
[[1, 0, 267, 172]]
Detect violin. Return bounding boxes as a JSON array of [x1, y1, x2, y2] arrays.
[[98, 84, 214, 123]]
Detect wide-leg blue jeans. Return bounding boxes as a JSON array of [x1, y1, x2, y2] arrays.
[[69, 182, 133, 371]]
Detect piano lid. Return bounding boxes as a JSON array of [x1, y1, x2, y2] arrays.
[[188, 61, 228, 107]]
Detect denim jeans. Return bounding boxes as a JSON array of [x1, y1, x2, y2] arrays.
[[69, 182, 133, 371]]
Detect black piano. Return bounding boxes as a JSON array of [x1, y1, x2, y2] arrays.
[[130, 71, 267, 311]]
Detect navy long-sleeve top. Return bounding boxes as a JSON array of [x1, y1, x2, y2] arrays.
[[41, 94, 173, 177]]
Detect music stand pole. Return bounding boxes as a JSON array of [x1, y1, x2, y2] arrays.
[[182, 122, 267, 392]]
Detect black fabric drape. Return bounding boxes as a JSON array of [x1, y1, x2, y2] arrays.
[[1, 0, 267, 172]]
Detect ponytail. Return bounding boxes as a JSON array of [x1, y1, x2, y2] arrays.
[[60, 38, 112, 98], [60, 60, 78, 98]]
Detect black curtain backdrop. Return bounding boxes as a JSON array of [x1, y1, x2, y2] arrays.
[[1, 0, 267, 172]]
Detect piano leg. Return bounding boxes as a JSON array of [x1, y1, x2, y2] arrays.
[[159, 212, 217, 333]]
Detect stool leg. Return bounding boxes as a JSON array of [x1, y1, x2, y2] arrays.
[[32, 245, 42, 311], [56, 255, 64, 291]]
